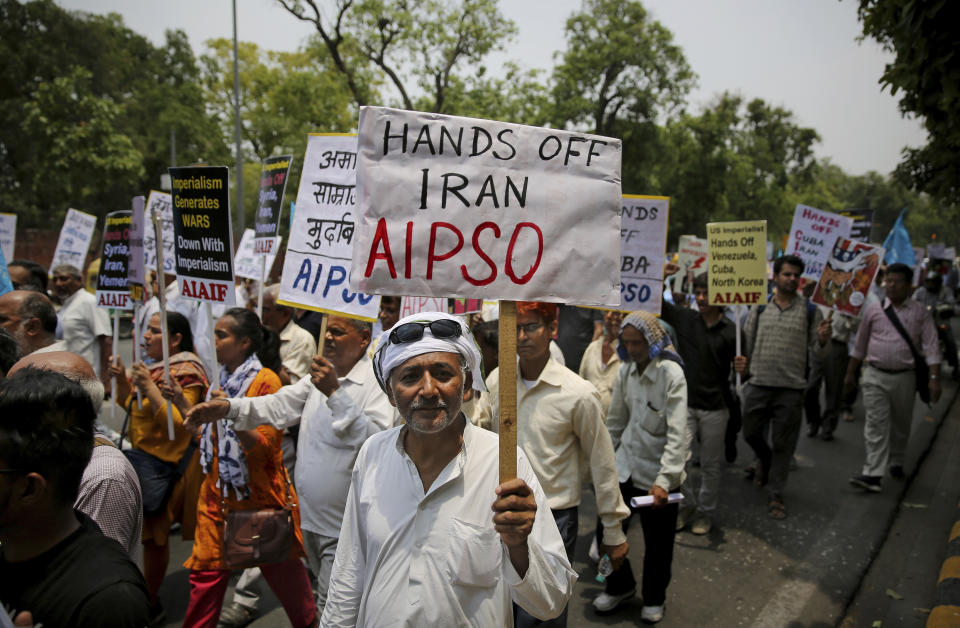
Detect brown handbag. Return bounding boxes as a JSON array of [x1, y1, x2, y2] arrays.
[[221, 474, 297, 570]]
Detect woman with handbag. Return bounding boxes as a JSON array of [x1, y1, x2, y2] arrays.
[[110, 311, 209, 623], [181, 308, 316, 628]]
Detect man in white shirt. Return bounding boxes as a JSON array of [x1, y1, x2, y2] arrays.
[[475, 301, 629, 628], [260, 284, 317, 384], [0, 290, 66, 355], [186, 315, 394, 619], [322, 311, 575, 627], [51, 265, 111, 382], [593, 311, 688, 623]]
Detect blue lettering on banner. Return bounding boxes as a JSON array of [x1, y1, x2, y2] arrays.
[[291, 258, 373, 305], [620, 282, 651, 304]]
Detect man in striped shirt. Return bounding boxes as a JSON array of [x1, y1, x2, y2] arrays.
[[845, 263, 941, 492]]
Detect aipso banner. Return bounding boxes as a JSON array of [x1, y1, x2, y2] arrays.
[[277, 133, 378, 321], [350, 106, 623, 306], [618, 195, 668, 314], [786, 204, 853, 281]]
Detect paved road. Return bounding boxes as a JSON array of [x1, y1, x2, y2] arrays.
[[103, 335, 959, 627]]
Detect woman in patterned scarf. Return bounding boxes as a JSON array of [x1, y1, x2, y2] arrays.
[[111, 311, 209, 621], [180, 308, 315, 628]]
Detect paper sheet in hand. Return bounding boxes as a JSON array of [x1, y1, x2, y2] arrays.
[[630, 493, 684, 508]]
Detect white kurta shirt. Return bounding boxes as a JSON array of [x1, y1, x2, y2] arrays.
[[278, 318, 318, 381], [321, 419, 576, 628], [59, 289, 111, 373], [226, 355, 394, 537]]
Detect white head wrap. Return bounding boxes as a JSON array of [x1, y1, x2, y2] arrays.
[[373, 311, 487, 393]]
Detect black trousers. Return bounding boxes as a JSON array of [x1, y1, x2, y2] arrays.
[[596, 481, 678, 606], [514, 506, 577, 628]]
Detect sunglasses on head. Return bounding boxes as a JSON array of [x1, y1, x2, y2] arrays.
[[389, 319, 462, 345]]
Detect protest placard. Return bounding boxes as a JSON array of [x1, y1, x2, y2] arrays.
[[399, 296, 448, 317], [0, 213, 16, 263], [235, 228, 281, 280], [0, 245, 12, 296], [618, 195, 668, 314], [278, 133, 378, 321], [670, 235, 708, 297], [946, 247, 957, 260], [350, 106, 622, 306], [451, 298, 483, 315], [786, 204, 854, 281], [913, 247, 925, 285], [95, 211, 133, 309], [811, 236, 884, 317], [927, 243, 946, 260], [51, 208, 97, 272], [169, 166, 235, 305], [840, 209, 874, 243], [706, 220, 767, 305], [144, 190, 175, 275], [254, 155, 293, 256], [128, 196, 146, 303]]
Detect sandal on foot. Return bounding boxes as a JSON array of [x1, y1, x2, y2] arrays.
[[767, 499, 787, 519]]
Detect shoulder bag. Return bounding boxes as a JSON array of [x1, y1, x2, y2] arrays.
[[882, 305, 931, 404], [221, 468, 297, 569]]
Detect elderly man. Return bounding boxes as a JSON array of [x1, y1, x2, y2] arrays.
[[51, 264, 111, 381], [7, 259, 48, 293], [846, 263, 941, 492], [0, 290, 65, 355], [321, 312, 575, 627], [260, 284, 317, 385], [475, 301, 628, 628], [0, 369, 149, 627], [186, 315, 394, 622], [8, 351, 144, 567]]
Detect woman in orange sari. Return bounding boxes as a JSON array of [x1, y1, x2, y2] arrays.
[[111, 311, 209, 623], [181, 308, 316, 628]]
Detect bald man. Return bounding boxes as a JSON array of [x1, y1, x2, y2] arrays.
[[0, 290, 65, 356], [9, 352, 143, 567]]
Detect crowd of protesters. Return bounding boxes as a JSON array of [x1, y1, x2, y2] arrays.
[[0, 251, 952, 627]]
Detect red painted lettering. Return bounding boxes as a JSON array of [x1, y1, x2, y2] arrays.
[[461, 222, 500, 286], [427, 222, 464, 280], [364, 218, 397, 279], [505, 222, 543, 284]]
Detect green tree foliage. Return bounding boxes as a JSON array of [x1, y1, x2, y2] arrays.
[[857, 0, 960, 206], [0, 0, 224, 226], [275, 0, 516, 112]]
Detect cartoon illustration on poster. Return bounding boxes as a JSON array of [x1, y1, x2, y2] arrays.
[[811, 236, 884, 316]]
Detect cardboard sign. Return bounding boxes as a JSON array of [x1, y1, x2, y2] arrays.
[[128, 196, 146, 302], [786, 204, 854, 281], [399, 296, 448, 317], [143, 190, 176, 275], [0, 213, 16, 263], [670, 235, 708, 297], [278, 134, 378, 321], [927, 243, 946, 259], [618, 195, 668, 313], [234, 228, 281, 280], [95, 211, 133, 309], [169, 166, 235, 305], [913, 247, 925, 285], [51, 208, 97, 272], [254, 155, 293, 256], [706, 221, 768, 305], [811, 236, 884, 316], [840, 209, 874, 243], [946, 247, 957, 260], [350, 106, 622, 306]]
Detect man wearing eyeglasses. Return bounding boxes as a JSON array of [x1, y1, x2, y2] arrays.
[[186, 315, 395, 621], [475, 301, 629, 628], [321, 311, 575, 627]]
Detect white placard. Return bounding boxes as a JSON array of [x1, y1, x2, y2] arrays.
[[0, 213, 16, 262], [234, 228, 281, 280], [927, 243, 946, 259], [670, 234, 709, 296], [351, 106, 622, 306], [618, 195, 668, 313], [143, 190, 175, 275], [786, 204, 854, 281], [945, 247, 956, 260], [278, 134, 378, 321], [913, 247, 925, 285], [50, 208, 96, 272], [399, 296, 448, 317]]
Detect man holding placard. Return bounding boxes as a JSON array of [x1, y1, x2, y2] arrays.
[[734, 255, 830, 519], [52, 264, 111, 383]]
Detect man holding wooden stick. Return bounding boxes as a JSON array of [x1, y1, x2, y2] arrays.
[[322, 312, 575, 627]]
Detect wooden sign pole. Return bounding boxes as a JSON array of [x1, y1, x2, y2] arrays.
[[498, 300, 518, 483]]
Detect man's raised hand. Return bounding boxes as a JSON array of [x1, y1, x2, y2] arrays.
[[184, 399, 231, 430]]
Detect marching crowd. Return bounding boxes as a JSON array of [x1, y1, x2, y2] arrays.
[[0, 252, 952, 627]]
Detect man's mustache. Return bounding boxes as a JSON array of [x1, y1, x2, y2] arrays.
[[410, 398, 448, 411]]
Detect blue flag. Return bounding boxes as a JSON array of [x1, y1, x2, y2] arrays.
[[882, 209, 914, 265]]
